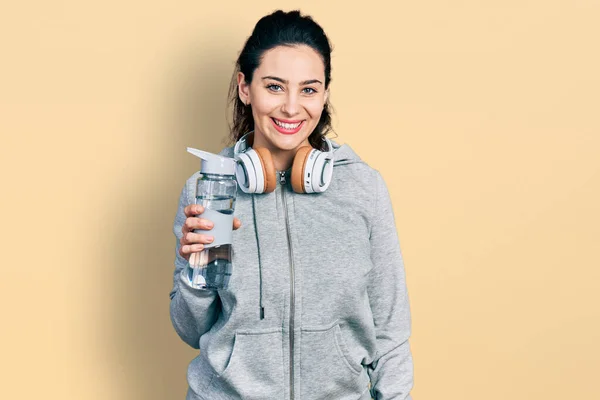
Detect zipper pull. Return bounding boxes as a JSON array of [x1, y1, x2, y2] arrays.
[[279, 170, 287, 185]]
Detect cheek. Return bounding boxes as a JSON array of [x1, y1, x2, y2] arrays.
[[305, 101, 325, 121], [251, 94, 281, 116]]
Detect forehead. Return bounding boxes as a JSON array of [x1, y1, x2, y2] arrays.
[[256, 45, 325, 82]]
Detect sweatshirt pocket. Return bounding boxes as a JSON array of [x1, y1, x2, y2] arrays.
[[208, 327, 284, 400], [300, 320, 367, 400]]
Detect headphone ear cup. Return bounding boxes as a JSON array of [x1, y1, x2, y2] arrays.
[[290, 146, 313, 193], [254, 147, 277, 193], [235, 152, 255, 193]]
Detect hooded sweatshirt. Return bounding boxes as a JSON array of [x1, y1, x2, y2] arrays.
[[170, 139, 414, 400]]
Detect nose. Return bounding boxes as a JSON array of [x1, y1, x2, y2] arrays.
[[282, 92, 300, 116]]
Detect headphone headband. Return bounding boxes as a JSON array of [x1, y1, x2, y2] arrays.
[[233, 130, 334, 194]]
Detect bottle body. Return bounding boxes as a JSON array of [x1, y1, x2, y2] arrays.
[[183, 172, 237, 290]]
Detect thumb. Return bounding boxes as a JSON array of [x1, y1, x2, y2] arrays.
[[233, 217, 242, 230]]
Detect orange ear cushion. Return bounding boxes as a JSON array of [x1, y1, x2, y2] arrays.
[[291, 146, 312, 193], [254, 147, 277, 193]]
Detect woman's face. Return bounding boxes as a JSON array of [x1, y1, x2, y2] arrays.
[[237, 44, 329, 158]]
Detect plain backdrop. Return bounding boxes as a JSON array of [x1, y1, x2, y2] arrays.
[[1, 1, 599, 399]]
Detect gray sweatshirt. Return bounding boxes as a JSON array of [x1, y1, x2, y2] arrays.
[[170, 139, 414, 400]]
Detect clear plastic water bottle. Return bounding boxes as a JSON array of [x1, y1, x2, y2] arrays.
[[184, 148, 238, 290]]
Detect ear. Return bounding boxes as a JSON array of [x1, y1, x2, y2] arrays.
[[237, 72, 250, 105], [324, 88, 330, 103]]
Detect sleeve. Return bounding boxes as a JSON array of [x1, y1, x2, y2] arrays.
[[169, 181, 221, 349], [366, 170, 414, 399]]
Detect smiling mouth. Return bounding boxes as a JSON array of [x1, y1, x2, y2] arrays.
[[271, 117, 303, 129]]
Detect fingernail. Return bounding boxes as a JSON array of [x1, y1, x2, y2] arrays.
[[208, 236, 214, 242], [207, 221, 214, 228]]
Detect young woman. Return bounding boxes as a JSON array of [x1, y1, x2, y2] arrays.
[[170, 10, 414, 400]]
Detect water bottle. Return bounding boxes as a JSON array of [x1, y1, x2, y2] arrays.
[[183, 147, 238, 290]]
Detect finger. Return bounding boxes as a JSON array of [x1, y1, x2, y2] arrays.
[[184, 217, 214, 233], [184, 204, 204, 218], [184, 231, 215, 245], [181, 243, 207, 255], [178, 245, 190, 260]]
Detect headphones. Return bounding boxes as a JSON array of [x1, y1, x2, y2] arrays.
[[233, 130, 334, 194]]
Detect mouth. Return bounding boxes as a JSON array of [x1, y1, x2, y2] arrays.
[[271, 117, 305, 134]]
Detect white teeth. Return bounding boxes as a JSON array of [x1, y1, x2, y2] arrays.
[[274, 119, 301, 129]]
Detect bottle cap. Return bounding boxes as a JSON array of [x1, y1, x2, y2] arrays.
[[187, 147, 237, 176]]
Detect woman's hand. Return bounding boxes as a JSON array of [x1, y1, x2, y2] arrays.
[[179, 204, 242, 261]]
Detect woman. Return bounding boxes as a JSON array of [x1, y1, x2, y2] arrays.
[[170, 10, 414, 400]]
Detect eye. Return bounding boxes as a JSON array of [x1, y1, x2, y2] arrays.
[[303, 87, 317, 94], [266, 84, 283, 92]]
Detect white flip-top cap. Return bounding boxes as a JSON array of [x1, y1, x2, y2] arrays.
[[187, 147, 237, 176]]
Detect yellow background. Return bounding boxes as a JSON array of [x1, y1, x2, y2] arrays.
[[1, 1, 598, 399]]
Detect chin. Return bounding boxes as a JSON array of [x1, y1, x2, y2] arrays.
[[279, 136, 312, 149], [258, 123, 314, 150], [270, 140, 301, 151]]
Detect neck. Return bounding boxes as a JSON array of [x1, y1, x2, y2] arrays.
[[270, 149, 296, 172]]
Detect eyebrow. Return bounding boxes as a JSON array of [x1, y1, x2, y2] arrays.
[[261, 76, 323, 85]]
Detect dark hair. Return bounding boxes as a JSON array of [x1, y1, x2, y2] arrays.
[[226, 9, 336, 149]]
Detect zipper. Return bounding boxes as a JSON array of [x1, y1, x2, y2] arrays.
[[279, 170, 295, 400]]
